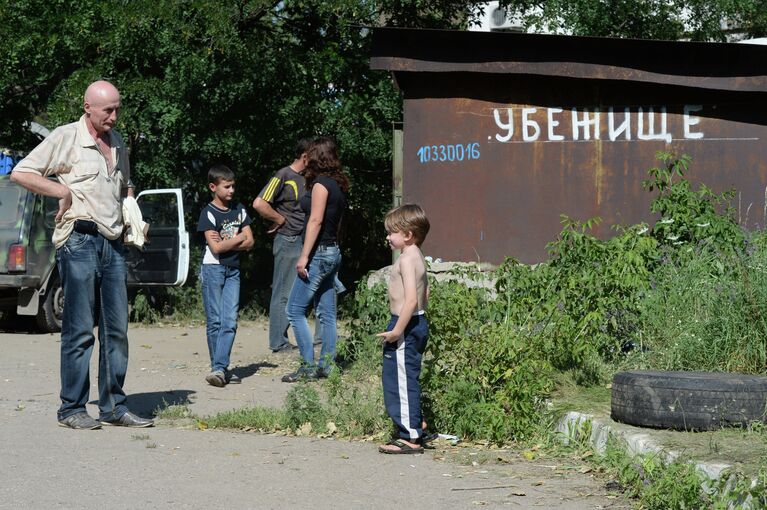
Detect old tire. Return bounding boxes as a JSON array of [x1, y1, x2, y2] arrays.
[[35, 273, 63, 333], [611, 370, 767, 431]]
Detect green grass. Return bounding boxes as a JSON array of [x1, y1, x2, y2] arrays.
[[205, 406, 285, 431], [549, 374, 612, 416], [154, 403, 195, 420]]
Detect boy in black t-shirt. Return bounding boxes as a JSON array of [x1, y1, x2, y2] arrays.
[[196, 165, 254, 387]]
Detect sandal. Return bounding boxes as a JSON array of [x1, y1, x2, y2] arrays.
[[420, 432, 438, 449], [378, 439, 424, 455]]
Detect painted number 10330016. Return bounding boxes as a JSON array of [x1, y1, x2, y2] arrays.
[[416, 142, 480, 164]]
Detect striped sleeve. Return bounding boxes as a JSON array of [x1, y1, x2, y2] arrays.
[[258, 177, 282, 203]]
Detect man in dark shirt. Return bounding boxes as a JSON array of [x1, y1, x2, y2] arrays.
[[253, 138, 312, 352]]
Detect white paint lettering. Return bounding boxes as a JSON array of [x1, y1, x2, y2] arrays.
[[608, 107, 631, 141], [684, 105, 704, 139], [493, 108, 514, 142], [522, 108, 541, 141], [547, 108, 565, 141], [637, 107, 672, 143], [572, 108, 600, 141]]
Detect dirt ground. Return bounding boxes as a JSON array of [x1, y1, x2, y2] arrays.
[[0, 320, 632, 509]]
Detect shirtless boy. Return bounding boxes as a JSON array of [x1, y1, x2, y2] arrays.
[[377, 204, 431, 454]]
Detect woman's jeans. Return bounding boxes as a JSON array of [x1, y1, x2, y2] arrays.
[[286, 245, 341, 370], [200, 264, 240, 373], [57, 232, 129, 422]]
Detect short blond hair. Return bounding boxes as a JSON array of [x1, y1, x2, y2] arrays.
[[384, 204, 430, 246]]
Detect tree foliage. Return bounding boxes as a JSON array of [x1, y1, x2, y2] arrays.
[[499, 0, 767, 40], [2, 0, 765, 305], [0, 0, 450, 294]]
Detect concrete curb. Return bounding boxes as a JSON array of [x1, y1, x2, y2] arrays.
[[556, 411, 763, 508], [555, 410, 732, 480]]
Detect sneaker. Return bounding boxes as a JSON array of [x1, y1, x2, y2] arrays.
[[271, 343, 297, 353], [315, 367, 330, 379], [99, 411, 154, 428], [206, 371, 226, 387], [58, 412, 102, 430], [226, 372, 241, 384], [281, 366, 319, 383]]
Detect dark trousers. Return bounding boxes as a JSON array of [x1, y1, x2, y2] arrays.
[[382, 314, 428, 440]]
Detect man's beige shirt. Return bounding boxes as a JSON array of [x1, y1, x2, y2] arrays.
[[13, 115, 131, 248]]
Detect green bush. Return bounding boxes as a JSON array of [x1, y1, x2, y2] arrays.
[[324, 367, 388, 437], [337, 277, 390, 367], [424, 321, 553, 442], [628, 238, 767, 373], [325, 152, 766, 446], [592, 437, 707, 509], [491, 217, 657, 384], [644, 151, 745, 257], [283, 383, 328, 431]]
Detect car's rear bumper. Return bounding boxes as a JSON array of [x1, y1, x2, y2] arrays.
[[0, 274, 42, 288]]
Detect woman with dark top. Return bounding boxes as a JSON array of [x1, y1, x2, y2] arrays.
[[283, 137, 348, 382]]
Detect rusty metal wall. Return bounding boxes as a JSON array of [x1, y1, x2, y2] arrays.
[[401, 73, 767, 264]]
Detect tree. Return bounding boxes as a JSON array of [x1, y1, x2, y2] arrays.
[[498, 0, 767, 41], [0, 0, 443, 300], [5, 0, 760, 310]]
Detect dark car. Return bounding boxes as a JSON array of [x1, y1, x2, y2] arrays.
[[0, 174, 190, 332]]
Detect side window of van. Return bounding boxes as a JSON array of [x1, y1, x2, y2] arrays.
[[43, 196, 58, 229]]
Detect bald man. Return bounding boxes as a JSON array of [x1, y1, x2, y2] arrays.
[[11, 80, 153, 429]]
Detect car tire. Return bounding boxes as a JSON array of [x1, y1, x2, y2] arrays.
[[36, 273, 63, 333], [611, 370, 767, 431]]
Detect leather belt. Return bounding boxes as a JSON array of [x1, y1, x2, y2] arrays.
[[73, 219, 99, 235]]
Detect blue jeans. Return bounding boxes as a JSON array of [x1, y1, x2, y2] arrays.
[[200, 264, 240, 373], [56, 232, 129, 421], [286, 245, 341, 370], [269, 234, 302, 350]]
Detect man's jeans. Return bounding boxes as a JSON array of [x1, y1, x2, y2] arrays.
[[269, 234, 302, 350], [286, 245, 341, 370], [201, 264, 240, 373], [57, 232, 129, 421]]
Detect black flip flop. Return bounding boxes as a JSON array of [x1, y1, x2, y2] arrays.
[[420, 432, 438, 449], [378, 439, 424, 454]]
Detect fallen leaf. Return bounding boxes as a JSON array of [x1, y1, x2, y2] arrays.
[[197, 420, 208, 430], [299, 422, 312, 435], [509, 491, 526, 497], [326, 421, 337, 435], [579, 466, 593, 474], [522, 451, 536, 461], [140, 344, 152, 349]]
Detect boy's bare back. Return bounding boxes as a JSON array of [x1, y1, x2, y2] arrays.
[[388, 245, 428, 316]]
